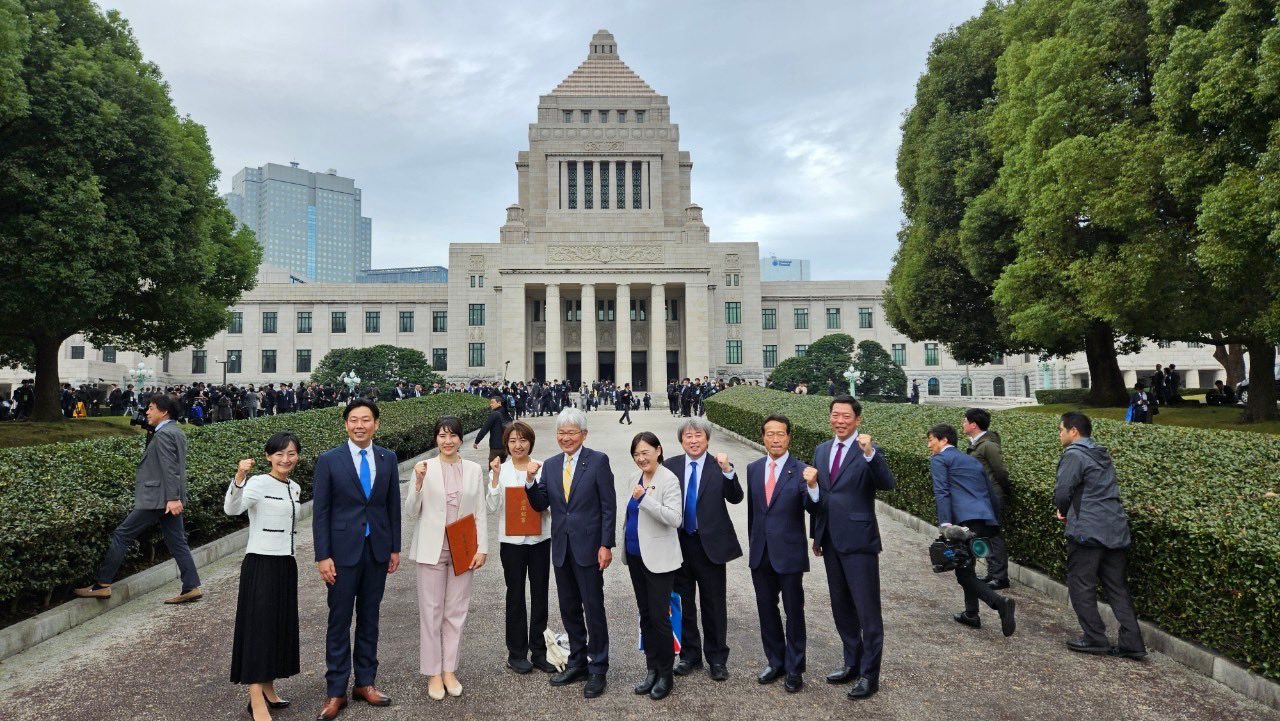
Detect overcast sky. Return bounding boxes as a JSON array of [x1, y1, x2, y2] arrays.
[[105, 0, 987, 280]]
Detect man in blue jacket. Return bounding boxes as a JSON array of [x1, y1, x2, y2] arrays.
[[928, 423, 1016, 638]]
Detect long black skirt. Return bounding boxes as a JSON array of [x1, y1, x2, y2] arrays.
[[230, 554, 300, 684]]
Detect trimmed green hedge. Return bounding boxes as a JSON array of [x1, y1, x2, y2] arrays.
[[706, 386, 1280, 681], [1034, 388, 1091, 404], [0, 394, 489, 615]]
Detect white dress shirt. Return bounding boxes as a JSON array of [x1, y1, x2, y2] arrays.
[[683, 452, 735, 506], [348, 439, 376, 490]]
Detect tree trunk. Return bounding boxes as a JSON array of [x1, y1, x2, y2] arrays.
[[1082, 322, 1129, 406], [30, 335, 68, 422], [1212, 341, 1247, 388], [1242, 339, 1278, 422]]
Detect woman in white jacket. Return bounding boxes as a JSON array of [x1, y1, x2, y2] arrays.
[[406, 416, 488, 700], [225, 432, 303, 721]]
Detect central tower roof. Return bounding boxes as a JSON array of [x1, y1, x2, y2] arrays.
[[550, 29, 658, 97]]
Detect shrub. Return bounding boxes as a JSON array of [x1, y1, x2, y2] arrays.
[[0, 393, 489, 615], [706, 385, 1280, 681], [1035, 388, 1091, 404]]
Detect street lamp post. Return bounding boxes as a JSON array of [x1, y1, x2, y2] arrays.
[[214, 351, 237, 387]]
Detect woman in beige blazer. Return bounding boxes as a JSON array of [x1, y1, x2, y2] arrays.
[[621, 431, 684, 701], [405, 416, 488, 701]]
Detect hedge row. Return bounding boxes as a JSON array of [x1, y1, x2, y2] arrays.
[[1034, 388, 1091, 404], [705, 386, 1280, 681], [0, 393, 490, 614]]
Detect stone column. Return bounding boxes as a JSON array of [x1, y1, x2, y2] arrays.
[[649, 283, 666, 393], [616, 283, 632, 386], [581, 283, 597, 384], [500, 280, 526, 381], [545, 283, 563, 382], [684, 280, 710, 379]]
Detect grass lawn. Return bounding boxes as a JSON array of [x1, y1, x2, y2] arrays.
[[0, 416, 144, 448], [1006, 401, 1280, 435]]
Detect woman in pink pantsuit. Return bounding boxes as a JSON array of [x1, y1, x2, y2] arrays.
[[406, 416, 488, 700]]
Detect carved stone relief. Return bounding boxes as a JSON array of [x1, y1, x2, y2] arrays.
[[467, 255, 486, 270], [547, 245, 663, 264], [725, 253, 741, 268], [584, 141, 624, 152]]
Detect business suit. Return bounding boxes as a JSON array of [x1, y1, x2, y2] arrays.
[[811, 435, 895, 683], [93, 420, 200, 592], [621, 465, 684, 679], [526, 446, 616, 675], [665, 453, 744, 669], [312, 441, 402, 698], [746, 454, 818, 676], [931, 446, 1006, 619]]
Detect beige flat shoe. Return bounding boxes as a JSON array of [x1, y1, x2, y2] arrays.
[[73, 585, 112, 599], [443, 675, 462, 697], [427, 676, 445, 701], [163, 587, 203, 604]]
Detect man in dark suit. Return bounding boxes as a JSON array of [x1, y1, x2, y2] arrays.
[[1128, 382, 1153, 423], [664, 417, 744, 681], [312, 399, 402, 720], [473, 395, 509, 463], [74, 392, 202, 604], [747, 414, 820, 693], [809, 396, 895, 699], [526, 407, 616, 698], [928, 423, 1016, 638]]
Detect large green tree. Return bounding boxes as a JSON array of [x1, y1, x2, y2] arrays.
[[766, 333, 857, 395], [851, 340, 908, 398], [0, 0, 260, 421], [311, 345, 444, 398]]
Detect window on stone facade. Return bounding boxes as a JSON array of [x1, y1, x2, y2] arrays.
[[433, 311, 447, 332], [666, 298, 679, 321], [632, 161, 642, 209], [433, 348, 447, 371], [296, 349, 311, 373], [71, 345, 85, 360], [584, 162, 594, 209], [616, 161, 626, 208], [617, 110, 627, 122], [763, 345, 778, 368], [468, 304, 486, 326], [960, 377, 973, 396], [1157, 341, 1173, 349], [468, 343, 485, 367], [794, 308, 809, 329], [227, 350, 242, 374], [795, 345, 808, 358], [581, 110, 591, 123], [993, 377, 1006, 396], [365, 311, 380, 333], [762, 308, 776, 330], [630, 299, 647, 321], [565, 300, 581, 322], [597, 299, 616, 322], [826, 308, 841, 329], [991, 352, 1004, 365], [600, 162, 609, 209], [636, 110, 646, 123], [102, 346, 116, 363], [1187, 342, 1203, 349], [399, 311, 414, 333], [331, 311, 346, 333], [892, 343, 906, 366], [859, 307, 873, 329], [599, 109, 608, 123], [162, 353, 170, 373], [262, 350, 277, 374], [568, 161, 578, 209], [725, 302, 741, 324], [563, 110, 572, 123], [262, 312, 277, 334], [726, 340, 743, 364], [296, 311, 312, 333], [192, 350, 207, 374], [531, 301, 542, 323], [229, 311, 243, 334], [928, 377, 939, 396], [925, 343, 939, 366], [469, 274, 485, 288]]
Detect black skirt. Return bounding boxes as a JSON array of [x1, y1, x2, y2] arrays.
[[230, 553, 300, 684]]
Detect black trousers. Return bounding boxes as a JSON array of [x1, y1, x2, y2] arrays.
[[324, 537, 388, 697], [750, 561, 806, 675], [627, 554, 675, 674], [554, 560, 610, 675], [955, 521, 1006, 617], [984, 495, 1009, 584], [96, 508, 201, 592], [675, 532, 730, 666], [500, 540, 551, 661], [823, 549, 883, 680], [1067, 541, 1145, 653], [619, 407, 631, 423]]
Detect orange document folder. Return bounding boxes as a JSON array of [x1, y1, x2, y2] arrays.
[[446, 513, 478, 576], [506, 486, 543, 535]]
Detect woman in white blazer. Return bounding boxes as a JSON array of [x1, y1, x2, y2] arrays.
[[225, 432, 303, 721], [483, 420, 555, 674], [622, 430, 684, 701], [405, 415, 488, 701]]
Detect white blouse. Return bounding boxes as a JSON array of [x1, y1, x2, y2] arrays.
[[485, 459, 551, 545], [224, 474, 302, 556]]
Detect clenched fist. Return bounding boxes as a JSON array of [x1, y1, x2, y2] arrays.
[[414, 460, 428, 491], [489, 455, 502, 487], [234, 458, 255, 486], [526, 460, 541, 483], [716, 452, 732, 472], [802, 466, 819, 488], [857, 433, 873, 456]]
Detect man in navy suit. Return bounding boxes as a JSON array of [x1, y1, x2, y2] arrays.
[[810, 395, 895, 699], [928, 423, 1016, 638], [664, 416, 744, 681], [747, 414, 820, 693], [526, 407, 616, 698], [312, 399, 402, 720]]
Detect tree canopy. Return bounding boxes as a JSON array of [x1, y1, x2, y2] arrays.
[[310, 345, 444, 398], [852, 340, 908, 398]]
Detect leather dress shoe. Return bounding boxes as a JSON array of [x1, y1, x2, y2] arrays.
[[507, 658, 534, 674], [998, 598, 1017, 637], [163, 587, 203, 604], [530, 656, 558, 673], [1110, 647, 1148, 660], [1066, 637, 1111, 655], [826, 666, 857, 684], [757, 665, 784, 684], [649, 673, 673, 700], [987, 578, 1010, 590], [673, 658, 702, 676], [352, 686, 391, 706], [634, 670, 658, 695], [315, 697, 347, 721], [550, 666, 588, 686], [848, 677, 878, 699], [247, 699, 291, 712], [583, 673, 607, 698], [708, 663, 729, 682], [73, 584, 112, 599], [784, 673, 804, 693], [953, 611, 981, 629]]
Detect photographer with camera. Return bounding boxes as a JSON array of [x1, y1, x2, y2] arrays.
[[927, 424, 1016, 637]]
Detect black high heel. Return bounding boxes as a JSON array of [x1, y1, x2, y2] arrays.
[[246, 698, 290, 713]]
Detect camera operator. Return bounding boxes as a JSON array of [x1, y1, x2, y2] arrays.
[[927, 424, 1016, 636], [962, 408, 1010, 590]]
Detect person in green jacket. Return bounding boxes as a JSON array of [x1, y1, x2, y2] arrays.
[[963, 408, 1010, 590]]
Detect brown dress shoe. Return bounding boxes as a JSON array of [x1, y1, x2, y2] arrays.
[[163, 587, 203, 604], [73, 585, 112, 599], [352, 685, 391, 706], [315, 696, 347, 720]]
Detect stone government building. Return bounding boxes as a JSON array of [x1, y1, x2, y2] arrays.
[[0, 31, 1228, 400]]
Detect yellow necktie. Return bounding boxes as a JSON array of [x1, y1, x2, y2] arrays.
[[562, 454, 573, 500]]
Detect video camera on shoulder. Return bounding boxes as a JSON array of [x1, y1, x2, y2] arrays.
[[929, 525, 991, 573]]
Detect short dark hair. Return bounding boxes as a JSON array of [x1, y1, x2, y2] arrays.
[[761, 414, 792, 435], [963, 407, 991, 431], [1134, 381, 1146, 390], [147, 393, 181, 418], [503, 420, 536, 452], [630, 431, 664, 465], [343, 399, 380, 421], [829, 394, 861, 416], [927, 423, 958, 447], [265, 431, 301, 455], [433, 415, 464, 438], [1060, 411, 1092, 437]]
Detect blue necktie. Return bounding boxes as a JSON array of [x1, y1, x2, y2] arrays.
[[685, 461, 698, 533], [359, 449, 372, 537]]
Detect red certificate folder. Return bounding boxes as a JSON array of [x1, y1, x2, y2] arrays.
[[445, 513, 478, 576], [506, 486, 543, 535]]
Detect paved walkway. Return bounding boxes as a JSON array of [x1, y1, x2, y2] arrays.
[[0, 408, 1275, 720]]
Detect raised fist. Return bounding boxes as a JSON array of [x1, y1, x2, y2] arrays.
[[414, 461, 427, 490], [716, 452, 732, 472], [857, 434, 873, 455], [802, 466, 818, 488], [237, 458, 255, 475], [526, 460, 541, 481], [490, 455, 502, 473]]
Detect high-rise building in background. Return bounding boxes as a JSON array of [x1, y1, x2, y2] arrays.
[[760, 255, 811, 281], [222, 162, 372, 282]]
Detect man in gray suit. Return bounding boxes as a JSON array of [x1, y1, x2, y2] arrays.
[[75, 393, 202, 604]]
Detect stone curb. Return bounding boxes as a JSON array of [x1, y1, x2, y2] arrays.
[[0, 429, 479, 664], [708, 420, 1280, 712]]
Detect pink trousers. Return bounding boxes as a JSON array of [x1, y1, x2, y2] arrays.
[[416, 559, 474, 675]]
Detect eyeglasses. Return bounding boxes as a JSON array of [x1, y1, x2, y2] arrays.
[[556, 430, 584, 438]]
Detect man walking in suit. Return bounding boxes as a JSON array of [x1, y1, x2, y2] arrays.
[[747, 414, 820, 693], [312, 399, 402, 720], [664, 416, 744, 681], [526, 407, 616, 698], [74, 393, 202, 604], [809, 395, 895, 699]]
